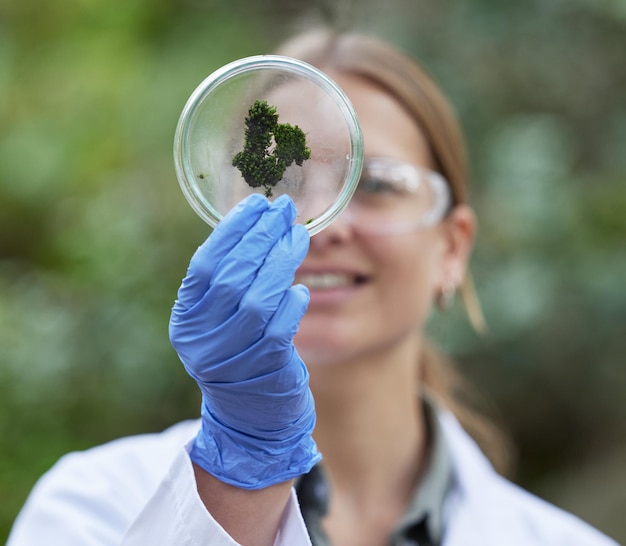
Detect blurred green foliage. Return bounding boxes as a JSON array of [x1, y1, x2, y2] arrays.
[[1, 0, 625, 542]]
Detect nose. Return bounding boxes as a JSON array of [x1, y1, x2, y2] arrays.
[[295, 161, 340, 211], [308, 205, 356, 248]]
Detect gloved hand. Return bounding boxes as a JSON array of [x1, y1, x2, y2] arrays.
[[169, 193, 321, 490]]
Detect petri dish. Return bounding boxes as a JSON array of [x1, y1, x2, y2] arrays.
[[173, 55, 363, 235]]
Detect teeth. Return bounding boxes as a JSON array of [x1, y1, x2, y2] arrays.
[[297, 273, 354, 289]]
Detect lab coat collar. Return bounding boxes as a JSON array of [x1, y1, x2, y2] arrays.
[[438, 409, 618, 546]]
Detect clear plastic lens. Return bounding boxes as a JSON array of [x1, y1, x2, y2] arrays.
[[348, 158, 452, 235], [174, 55, 364, 235]]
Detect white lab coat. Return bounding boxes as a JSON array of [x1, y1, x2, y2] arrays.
[[7, 410, 618, 546]]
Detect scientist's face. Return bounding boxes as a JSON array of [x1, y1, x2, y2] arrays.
[[294, 73, 470, 367]]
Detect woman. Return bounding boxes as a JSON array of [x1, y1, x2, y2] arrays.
[[7, 29, 617, 546]]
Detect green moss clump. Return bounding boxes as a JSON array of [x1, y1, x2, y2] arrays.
[[232, 100, 311, 197]]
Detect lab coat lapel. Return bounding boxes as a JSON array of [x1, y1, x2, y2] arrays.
[[438, 410, 536, 546]]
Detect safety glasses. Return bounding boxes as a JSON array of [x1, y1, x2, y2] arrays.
[[341, 157, 452, 236]]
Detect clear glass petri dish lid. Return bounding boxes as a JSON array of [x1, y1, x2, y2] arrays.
[[173, 55, 363, 235]]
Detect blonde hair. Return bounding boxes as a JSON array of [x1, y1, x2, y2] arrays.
[[276, 28, 512, 475]]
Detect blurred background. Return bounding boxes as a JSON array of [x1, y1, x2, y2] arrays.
[[1, 0, 624, 542]]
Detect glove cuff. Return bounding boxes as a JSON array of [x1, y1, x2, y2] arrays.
[[189, 396, 321, 490]]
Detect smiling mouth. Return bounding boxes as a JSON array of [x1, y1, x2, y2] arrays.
[[296, 273, 367, 290]]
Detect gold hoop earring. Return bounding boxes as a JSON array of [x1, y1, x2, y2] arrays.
[[436, 282, 457, 311]]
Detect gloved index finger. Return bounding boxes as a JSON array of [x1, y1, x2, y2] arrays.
[[175, 194, 269, 312], [224, 194, 298, 275]]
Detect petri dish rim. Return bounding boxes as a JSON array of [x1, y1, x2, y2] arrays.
[[173, 54, 363, 236]]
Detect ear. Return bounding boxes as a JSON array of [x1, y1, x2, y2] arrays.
[[436, 204, 476, 292]]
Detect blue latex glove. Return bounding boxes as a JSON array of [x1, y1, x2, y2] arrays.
[[169, 194, 321, 490]]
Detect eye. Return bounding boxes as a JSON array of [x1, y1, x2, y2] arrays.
[[358, 159, 415, 197], [358, 175, 401, 196]]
